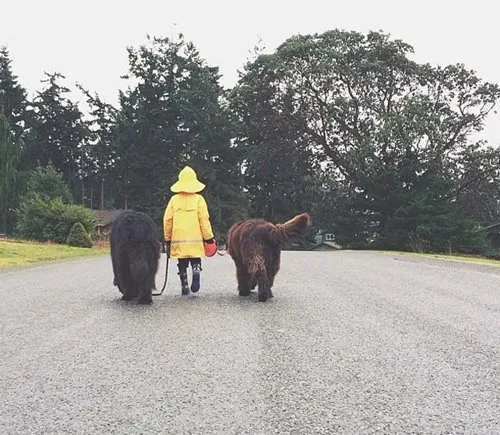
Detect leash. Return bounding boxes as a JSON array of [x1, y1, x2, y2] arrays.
[[153, 243, 225, 297], [152, 250, 169, 296], [216, 242, 227, 256]]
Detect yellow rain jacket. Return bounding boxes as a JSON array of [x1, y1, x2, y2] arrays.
[[163, 193, 214, 258]]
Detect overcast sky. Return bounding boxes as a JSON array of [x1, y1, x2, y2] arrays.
[[2, 0, 499, 143]]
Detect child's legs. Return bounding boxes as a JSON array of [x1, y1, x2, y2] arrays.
[[189, 258, 201, 268], [177, 259, 190, 294], [178, 258, 190, 272]]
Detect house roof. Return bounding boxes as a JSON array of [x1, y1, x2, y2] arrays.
[[305, 241, 341, 251], [92, 209, 125, 227]]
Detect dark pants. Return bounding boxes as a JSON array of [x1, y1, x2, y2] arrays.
[[177, 258, 201, 271]]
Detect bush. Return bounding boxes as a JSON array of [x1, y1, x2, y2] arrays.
[[15, 196, 96, 242], [13, 165, 97, 242], [53, 204, 97, 243], [485, 249, 500, 261], [66, 222, 93, 248]]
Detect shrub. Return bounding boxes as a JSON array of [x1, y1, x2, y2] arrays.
[[66, 222, 93, 248], [52, 204, 97, 243], [15, 196, 96, 242]]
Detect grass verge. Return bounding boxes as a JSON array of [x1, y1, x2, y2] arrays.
[[382, 250, 500, 267], [0, 239, 108, 269]]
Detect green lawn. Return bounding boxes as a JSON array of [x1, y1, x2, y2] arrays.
[[0, 239, 108, 269], [382, 250, 500, 267]]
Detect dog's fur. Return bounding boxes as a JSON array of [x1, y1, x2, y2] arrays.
[[227, 213, 311, 302], [110, 210, 160, 304]]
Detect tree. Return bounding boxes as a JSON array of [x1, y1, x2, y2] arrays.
[[25, 72, 90, 200], [15, 196, 96, 242], [0, 47, 27, 140], [234, 29, 500, 252], [0, 114, 23, 233], [230, 53, 318, 223], [453, 143, 500, 225], [24, 165, 73, 203], [78, 85, 119, 210], [114, 35, 248, 234], [15, 166, 95, 242], [0, 48, 28, 233], [66, 222, 93, 248]]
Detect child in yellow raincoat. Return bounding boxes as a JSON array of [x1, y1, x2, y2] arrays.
[[163, 166, 215, 295]]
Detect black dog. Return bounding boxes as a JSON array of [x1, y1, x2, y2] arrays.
[[110, 210, 160, 304]]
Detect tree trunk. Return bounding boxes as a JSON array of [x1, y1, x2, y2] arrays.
[[1, 208, 7, 234], [100, 177, 104, 210]]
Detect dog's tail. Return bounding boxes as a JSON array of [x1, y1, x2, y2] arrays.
[[269, 213, 311, 246]]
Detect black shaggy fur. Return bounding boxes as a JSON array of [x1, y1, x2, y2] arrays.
[[227, 213, 311, 302], [110, 210, 160, 304]]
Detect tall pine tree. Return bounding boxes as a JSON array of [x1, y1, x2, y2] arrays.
[[25, 73, 90, 201], [0, 47, 28, 233], [0, 47, 27, 140], [114, 35, 247, 233], [0, 115, 23, 233]]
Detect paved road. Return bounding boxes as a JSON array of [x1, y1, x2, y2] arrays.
[[1, 251, 499, 434]]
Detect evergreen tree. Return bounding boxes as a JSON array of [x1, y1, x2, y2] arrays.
[[25, 73, 90, 201], [0, 47, 27, 139], [114, 35, 247, 233], [0, 114, 22, 233], [66, 221, 93, 248]]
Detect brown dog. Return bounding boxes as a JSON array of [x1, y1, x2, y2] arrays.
[[227, 213, 311, 302]]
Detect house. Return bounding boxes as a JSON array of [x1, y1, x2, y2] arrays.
[[92, 209, 125, 238], [306, 231, 341, 251]]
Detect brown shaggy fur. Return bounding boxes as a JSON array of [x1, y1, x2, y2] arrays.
[[227, 213, 311, 302]]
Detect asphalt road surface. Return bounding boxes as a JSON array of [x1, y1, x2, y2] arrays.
[[1, 251, 499, 435]]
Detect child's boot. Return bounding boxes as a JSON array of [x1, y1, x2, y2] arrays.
[[178, 265, 190, 295], [191, 263, 202, 293]]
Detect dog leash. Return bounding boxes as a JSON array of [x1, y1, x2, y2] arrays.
[[152, 251, 169, 296], [153, 243, 224, 297], [216, 241, 228, 256]]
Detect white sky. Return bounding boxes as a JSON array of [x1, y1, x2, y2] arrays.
[[2, 0, 499, 144]]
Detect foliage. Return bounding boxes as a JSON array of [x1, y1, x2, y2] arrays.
[[229, 52, 317, 223], [24, 165, 73, 203], [15, 167, 94, 242], [0, 47, 27, 139], [2, 30, 500, 256], [77, 86, 118, 209], [24, 73, 90, 199], [113, 35, 248, 234], [54, 203, 97, 243], [232, 29, 500, 252], [15, 196, 96, 242], [66, 221, 93, 248], [0, 114, 23, 233], [0, 48, 28, 233]]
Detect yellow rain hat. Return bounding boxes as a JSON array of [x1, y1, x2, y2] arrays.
[[171, 166, 206, 193]]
